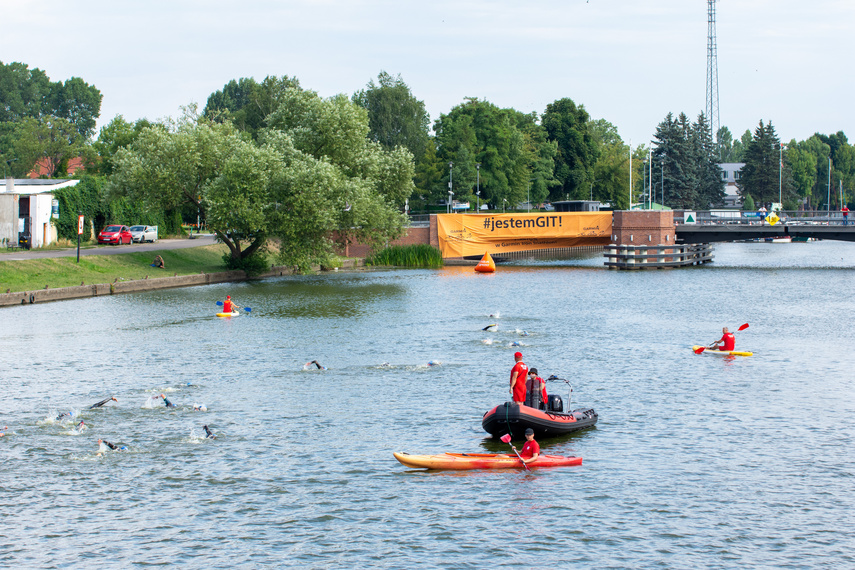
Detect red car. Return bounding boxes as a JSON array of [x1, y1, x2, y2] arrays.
[[97, 225, 133, 245]]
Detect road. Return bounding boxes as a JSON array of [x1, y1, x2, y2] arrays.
[[0, 234, 217, 261]]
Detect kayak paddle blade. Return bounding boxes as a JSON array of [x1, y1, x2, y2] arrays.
[[694, 346, 706, 354], [737, 323, 749, 331], [500, 434, 512, 444], [216, 301, 223, 306], [243, 307, 251, 312]]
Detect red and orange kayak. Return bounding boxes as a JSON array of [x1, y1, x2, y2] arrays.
[[393, 451, 582, 470]]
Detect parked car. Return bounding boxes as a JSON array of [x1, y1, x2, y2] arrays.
[[97, 225, 133, 245], [129, 225, 158, 243]]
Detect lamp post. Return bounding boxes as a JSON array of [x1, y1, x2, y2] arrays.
[[660, 159, 665, 207], [476, 163, 481, 213], [448, 161, 453, 214], [528, 178, 534, 213], [642, 161, 647, 208], [827, 157, 831, 219], [778, 143, 784, 204], [503, 198, 507, 214], [589, 179, 598, 202]]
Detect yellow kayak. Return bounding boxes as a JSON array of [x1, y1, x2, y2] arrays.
[[692, 345, 753, 357], [216, 311, 240, 318]]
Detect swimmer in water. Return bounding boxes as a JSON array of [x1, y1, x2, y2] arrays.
[[0, 426, 6, 437], [98, 439, 118, 450], [55, 411, 72, 421], [482, 324, 498, 331], [160, 393, 176, 408], [305, 360, 327, 370], [90, 396, 118, 409], [193, 403, 207, 412], [75, 420, 86, 433], [203, 425, 216, 439]]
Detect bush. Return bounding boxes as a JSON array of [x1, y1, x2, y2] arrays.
[[223, 252, 270, 277], [367, 244, 443, 268]]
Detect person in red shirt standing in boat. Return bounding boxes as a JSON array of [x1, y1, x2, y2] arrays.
[[511, 428, 540, 465], [223, 295, 234, 313], [509, 352, 528, 404], [710, 326, 736, 351]]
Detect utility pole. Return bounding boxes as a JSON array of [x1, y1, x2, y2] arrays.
[[706, 0, 721, 152]]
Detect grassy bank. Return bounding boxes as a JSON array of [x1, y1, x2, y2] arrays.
[[0, 245, 235, 293]]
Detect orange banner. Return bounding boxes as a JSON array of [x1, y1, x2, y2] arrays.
[[436, 212, 613, 258]]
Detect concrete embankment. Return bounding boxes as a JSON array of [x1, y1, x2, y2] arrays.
[[0, 259, 364, 308]]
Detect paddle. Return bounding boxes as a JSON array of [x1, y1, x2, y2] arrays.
[[500, 433, 530, 471], [216, 301, 251, 312], [694, 323, 749, 354]]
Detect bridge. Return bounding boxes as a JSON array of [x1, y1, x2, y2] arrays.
[[675, 211, 855, 243]]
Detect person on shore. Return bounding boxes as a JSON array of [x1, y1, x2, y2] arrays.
[[842, 204, 850, 226], [710, 327, 736, 351], [89, 396, 118, 409], [758, 205, 767, 225], [509, 352, 528, 405], [511, 428, 540, 465], [203, 425, 217, 439], [223, 295, 234, 313], [160, 393, 176, 408], [152, 255, 165, 268], [525, 368, 547, 410]]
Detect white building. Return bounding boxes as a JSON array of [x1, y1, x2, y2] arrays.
[[0, 178, 80, 248], [719, 162, 744, 208]]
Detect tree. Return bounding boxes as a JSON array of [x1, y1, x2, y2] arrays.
[[49, 76, 103, 138], [90, 115, 155, 176], [13, 116, 90, 177], [693, 114, 726, 208], [353, 71, 430, 161], [204, 75, 301, 140], [542, 98, 596, 201], [738, 120, 794, 206]]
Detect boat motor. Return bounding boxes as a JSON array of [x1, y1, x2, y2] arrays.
[[546, 375, 572, 412]]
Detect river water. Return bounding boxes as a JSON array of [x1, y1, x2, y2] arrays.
[[2, 241, 853, 568]]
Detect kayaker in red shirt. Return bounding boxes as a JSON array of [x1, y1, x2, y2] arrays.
[[512, 428, 540, 464], [223, 295, 233, 312], [509, 352, 528, 404], [711, 327, 735, 351]]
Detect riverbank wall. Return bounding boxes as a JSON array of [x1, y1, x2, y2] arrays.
[[0, 258, 365, 308]]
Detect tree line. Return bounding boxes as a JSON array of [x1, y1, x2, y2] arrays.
[[2, 61, 853, 268]]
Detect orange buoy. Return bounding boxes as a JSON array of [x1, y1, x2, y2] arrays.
[[474, 252, 496, 273]]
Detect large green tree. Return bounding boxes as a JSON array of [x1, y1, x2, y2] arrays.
[[112, 92, 413, 270], [542, 98, 596, 202], [738, 120, 794, 207], [13, 116, 91, 177], [353, 71, 430, 162], [90, 115, 155, 176]]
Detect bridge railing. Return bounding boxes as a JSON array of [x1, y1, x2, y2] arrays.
[[676, 210, 852, 226]]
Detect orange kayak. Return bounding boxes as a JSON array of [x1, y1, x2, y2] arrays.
[[393, 451, 582, 470]]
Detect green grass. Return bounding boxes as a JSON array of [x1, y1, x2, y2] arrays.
[[367, 244, 443, 268], [0, 244, 238, 293]]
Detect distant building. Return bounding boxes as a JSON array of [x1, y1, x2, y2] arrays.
[[719, 162, 744, 208], [27, 157, 85, 179], [552, 200, 602, 212], [0, 178, 80, 248]]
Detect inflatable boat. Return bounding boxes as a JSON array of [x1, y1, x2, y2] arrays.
[[393, 451, 582, 470], [482, 401, 598, 440]]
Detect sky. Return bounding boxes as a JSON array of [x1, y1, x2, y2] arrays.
[[4, 0, 854, 148]]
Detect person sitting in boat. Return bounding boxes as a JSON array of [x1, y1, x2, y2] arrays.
[[152, 255, 165, 268], [710, 327, 735, 351], [160, 393, 176, 408], [89, 396, 118, 409], [509, 352, 528, 404], [525, 368, 547, 410], [511, 428, 540, 465], [223, 295, 234, 313]]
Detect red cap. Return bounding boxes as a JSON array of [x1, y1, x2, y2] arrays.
[[227, 295, 230, 299], [514, 352, 522, 358]]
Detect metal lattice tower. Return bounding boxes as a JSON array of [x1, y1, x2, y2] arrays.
[[706, 0, 720, 144]]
